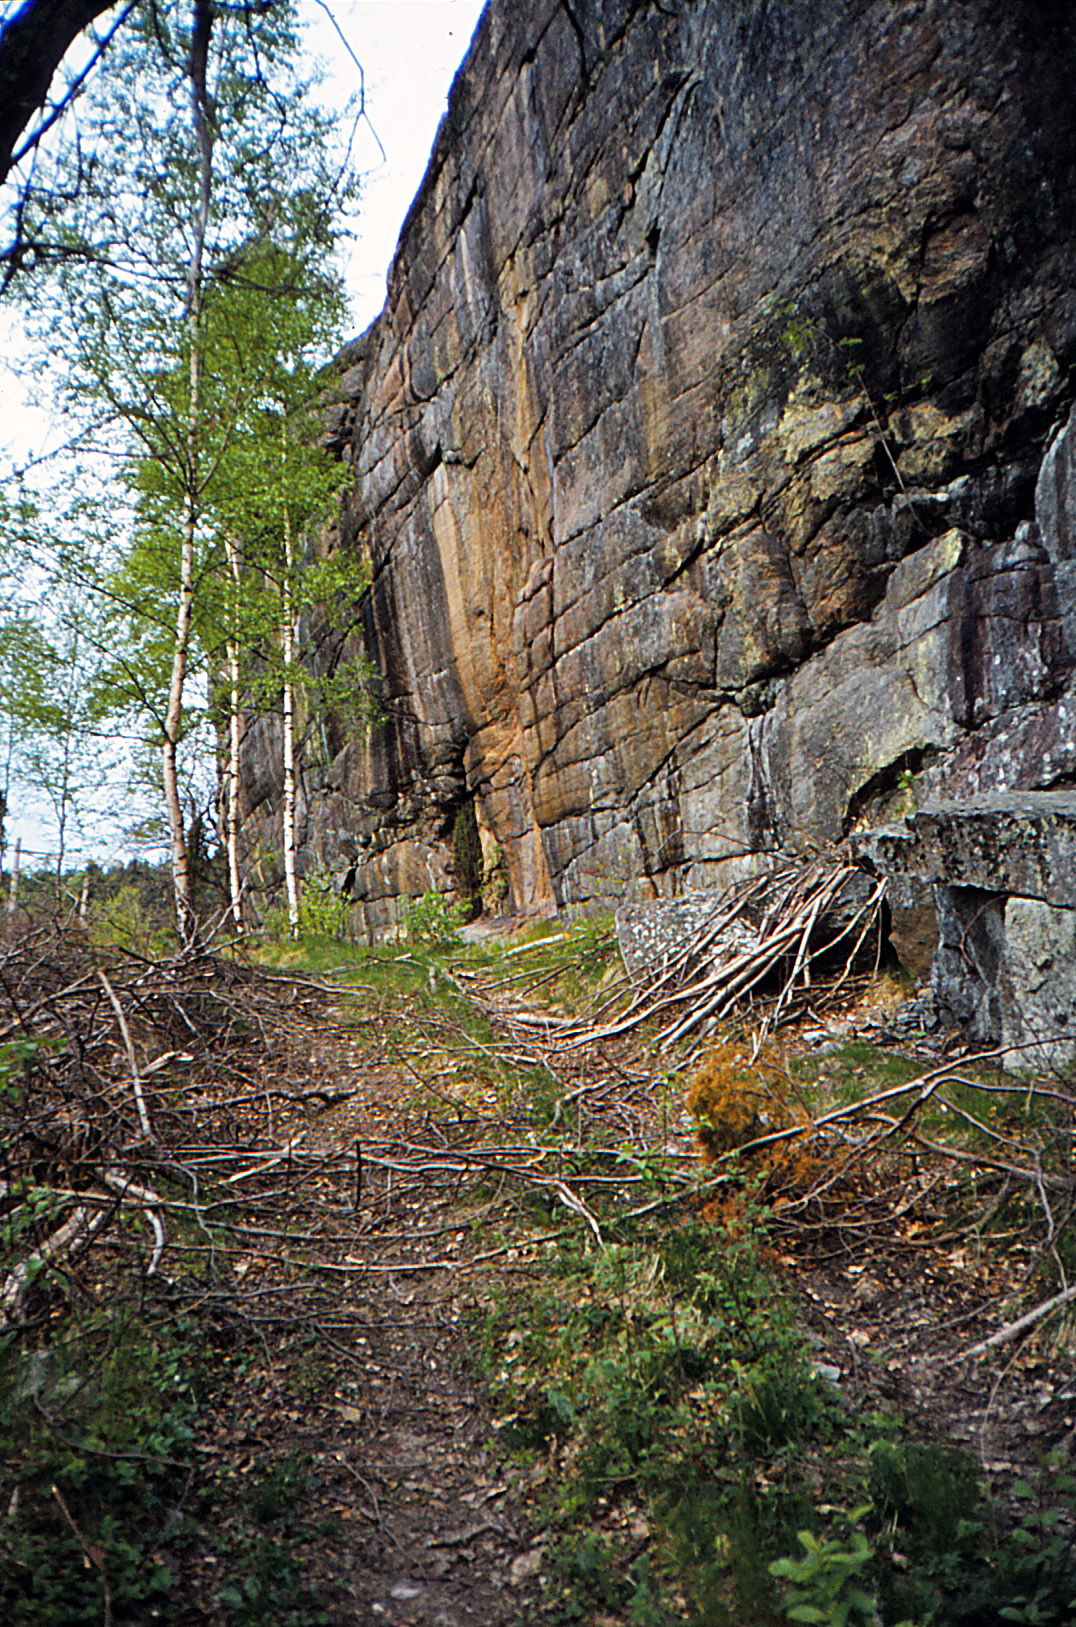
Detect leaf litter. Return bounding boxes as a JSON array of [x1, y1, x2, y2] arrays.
[[0, 878, 1074, 1622]]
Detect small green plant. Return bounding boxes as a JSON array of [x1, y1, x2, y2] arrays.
[[869, 1438, 982, 1556], [217, 1532, 330, 1625], [998, 1456, 1076, 1626], [768, 1518, 877, 1626], [0, 1306, 334, 1627], [299, 870, 349, 939], [87, 880, 177, 956], [544, 1529, 633, 1622], [0, 1037, 50, 1102], [897, 766, 918, 812], [767, 295, 814, 360], [498, 1386, 576, 1453], [249, 1454, 314, 1524], [735, 1360, 828, 1455], [405, 889, 467, 946]]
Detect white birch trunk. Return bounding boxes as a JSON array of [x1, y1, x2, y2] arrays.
[[7, 836, 20, 918], [225, 533, 244, 933], [163, 0, 213, 946], [282, 505, 300, 937], [53, 688, 72, 906], [163, 493, 196, 942]]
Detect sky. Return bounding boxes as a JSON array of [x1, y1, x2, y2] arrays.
[[305, 0, 486, 329], [0, 0, 486, 869]]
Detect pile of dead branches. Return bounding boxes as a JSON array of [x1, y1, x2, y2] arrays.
[[458, 858, 885, 1063], [0, 923, 651, 1336], [4, 902, 1073, 1368], [451, 870, 1076, 1358], [740, 1042, 1076, 1357], [0, 923, 362, 1327]]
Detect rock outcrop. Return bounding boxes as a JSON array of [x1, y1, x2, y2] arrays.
[[862, 790, 1076, 1066], [236, 0, 1076, 938]]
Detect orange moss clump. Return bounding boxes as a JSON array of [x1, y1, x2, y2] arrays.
[[686, 1039, 796, 1161], [687, 1040, 827, 1221]]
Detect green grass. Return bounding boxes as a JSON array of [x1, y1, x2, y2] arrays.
[[797, 1040, 923, 1104], [465, 1205, 1076, 1627]]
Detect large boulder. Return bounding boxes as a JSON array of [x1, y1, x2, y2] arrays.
[[862, 791, 1076, 1067]]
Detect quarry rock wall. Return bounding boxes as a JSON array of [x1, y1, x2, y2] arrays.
[[236, 0, 1076, 937]]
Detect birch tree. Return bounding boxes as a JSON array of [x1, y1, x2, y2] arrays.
[[208, 286, 368, 937], [223, 527, 244, 931], [14, 0, 360, 941], [8, 612, 101, 893]]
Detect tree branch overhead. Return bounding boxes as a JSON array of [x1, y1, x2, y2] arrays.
[[0, 0, 119, 187]]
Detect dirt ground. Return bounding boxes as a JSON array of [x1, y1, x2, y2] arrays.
[[200, 971, 1075, 1624], [3, 927, 1074, 1624]]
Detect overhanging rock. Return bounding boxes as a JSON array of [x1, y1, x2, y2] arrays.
[[862, 793, 1076, 1068]]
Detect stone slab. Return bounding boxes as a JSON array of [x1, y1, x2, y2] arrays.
[[615, 895, 754, 981], [999, 896, 1076, 1070], [862, 792, 1076, 908]]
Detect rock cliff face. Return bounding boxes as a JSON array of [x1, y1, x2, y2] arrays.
[[238, 0, 1076, 935]]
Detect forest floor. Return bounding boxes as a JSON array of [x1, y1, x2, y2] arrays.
[[1, 912, 1075, 1625]]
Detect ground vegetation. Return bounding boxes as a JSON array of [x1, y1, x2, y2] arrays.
[[0, 879, 1074, 1623]]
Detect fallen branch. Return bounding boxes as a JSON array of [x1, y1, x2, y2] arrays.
[[223, 1130, 309, 1185], [1, 1204, 112, 1322], [547, 1176, 605, 1248], [100, 1170, 167, 1276], [965, 1282, 1076, 1358], [52, 1481, 113, 1627], [97, 969, 153, 1141]]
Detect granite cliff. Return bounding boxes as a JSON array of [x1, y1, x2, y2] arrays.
[[237, 0, 1076, 938]]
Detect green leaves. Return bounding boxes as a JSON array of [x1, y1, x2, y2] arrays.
[[769, 1523, 876, 1627], [405, 889, 468, 947], [5, 1, 367, 896]]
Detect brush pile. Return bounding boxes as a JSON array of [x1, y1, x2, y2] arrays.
[[480, 858, 886, 1061], [0, 924, 351, 1325]]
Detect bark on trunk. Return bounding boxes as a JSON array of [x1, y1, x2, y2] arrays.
[[52, 639, 76, 906], [7, 836, 20, 918], [225, 533, 244, 933], [282, 506, 300, 938], [162, 498, 197, 943], [163, 0, 214, 947]]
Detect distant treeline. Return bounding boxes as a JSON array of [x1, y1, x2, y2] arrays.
[[1, 857, 171, 916]]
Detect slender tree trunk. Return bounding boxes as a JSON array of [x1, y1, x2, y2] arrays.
[[282, 504, 300, 938], [7, 836, 20, 918], [224, 533, 244, 933], [0, 722, 13, 875], [53, 641, 75, 905], [163, 0, 213, 946], [53, 735, 69, 905], [162, 502, 196, 940]]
